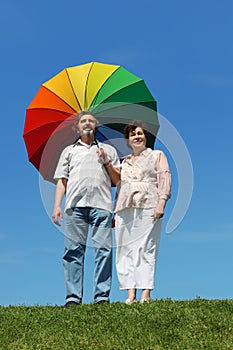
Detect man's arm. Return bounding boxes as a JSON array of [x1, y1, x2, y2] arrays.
[[52, 178, 68, 226], [96, 147, 120, 186], [103, 161, 120, 186]]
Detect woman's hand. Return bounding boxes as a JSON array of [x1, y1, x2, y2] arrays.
[[151, 199, 166, 219]]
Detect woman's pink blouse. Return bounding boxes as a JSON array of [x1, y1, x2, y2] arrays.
[[115, 148, 171, 213]]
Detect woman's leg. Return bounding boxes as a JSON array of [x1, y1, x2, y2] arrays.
[[132, 209, 162, 295], [128, 288, 136, 301], [141, 289, 151, 301]]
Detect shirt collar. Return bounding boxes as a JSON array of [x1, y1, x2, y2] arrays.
[[75, 139, 97, 148], [124, 147, 151, 163]]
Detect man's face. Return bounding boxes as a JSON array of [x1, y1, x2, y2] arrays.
[[77, 114, 97, 137]]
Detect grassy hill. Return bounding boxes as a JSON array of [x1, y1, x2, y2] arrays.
[[0, 298, 233, 349]]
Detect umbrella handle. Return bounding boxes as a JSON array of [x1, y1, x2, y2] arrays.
[[94, 137, 100, 148]]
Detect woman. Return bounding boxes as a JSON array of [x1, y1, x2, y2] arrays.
[[114, 120, 171, 304]]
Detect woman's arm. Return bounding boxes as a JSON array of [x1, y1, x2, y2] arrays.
[[152, 150, 171, 219]]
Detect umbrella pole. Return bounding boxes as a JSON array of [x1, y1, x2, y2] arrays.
[[94, 137, 100, 148]]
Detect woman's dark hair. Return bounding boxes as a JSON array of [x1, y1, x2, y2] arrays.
[[72, 110, 98, 132], [123, 120, 148, 140]]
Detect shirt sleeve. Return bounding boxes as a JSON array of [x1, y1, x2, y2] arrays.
[[53, 146, 73, 181], [154, 150, 171, 201]]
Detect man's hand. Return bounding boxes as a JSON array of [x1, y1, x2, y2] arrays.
[[52, 178, 67, 226], [96, 147, 110, 165], [96, 147, 120, 185], [52, 206, 63, 226]]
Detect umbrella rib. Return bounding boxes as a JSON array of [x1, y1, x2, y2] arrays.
[[89, 66, 122, 107], [84, 62, 95, 110], [93, 79, 154, 107], [64, 68, 82, 112], [23, 120, 74, 138], [38, 85, 79, 113], [26, 106, 77, 115]]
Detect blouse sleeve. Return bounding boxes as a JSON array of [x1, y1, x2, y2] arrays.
[[155, 150, 171, 201]]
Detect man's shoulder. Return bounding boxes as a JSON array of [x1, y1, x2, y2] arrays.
[[64, 144, 75, 151], [59, 144, 76, 158]]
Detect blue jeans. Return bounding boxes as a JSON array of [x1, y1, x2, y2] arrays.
[[63, 207, 112, 304]]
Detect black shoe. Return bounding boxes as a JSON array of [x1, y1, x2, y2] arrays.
[[63, 301, 80, 308], [95, 300, 110, 304]]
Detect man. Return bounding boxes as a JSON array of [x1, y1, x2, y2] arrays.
[[52, 111, 120, 307]]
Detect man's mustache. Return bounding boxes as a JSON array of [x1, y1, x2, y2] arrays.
[[83, 125, 94, 130], [80, 125, 96, 136]]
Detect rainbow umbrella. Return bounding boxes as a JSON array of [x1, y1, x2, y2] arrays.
[[23, 62, 159, 183]]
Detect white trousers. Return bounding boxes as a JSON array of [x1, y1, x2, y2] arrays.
[[115, 208, 161, 290]]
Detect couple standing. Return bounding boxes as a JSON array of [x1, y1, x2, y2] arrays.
[[52, 111, 171, 307]]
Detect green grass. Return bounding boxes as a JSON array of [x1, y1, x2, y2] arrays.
[[0, 299, 233, 349]]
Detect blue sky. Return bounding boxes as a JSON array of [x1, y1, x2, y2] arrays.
[[1, 0, 233, 306]]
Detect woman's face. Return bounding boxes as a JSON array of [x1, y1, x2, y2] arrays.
[[128, 127, 147, 149]]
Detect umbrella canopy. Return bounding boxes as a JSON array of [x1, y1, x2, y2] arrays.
[[23, 62, 159, 183]]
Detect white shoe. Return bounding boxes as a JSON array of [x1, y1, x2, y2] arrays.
[[125, 298, 137, 305], [140, 299, 150, 304]]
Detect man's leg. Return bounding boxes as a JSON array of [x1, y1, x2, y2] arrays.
[[63, 208, 89, 304], [90, 208, 112, 303]]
